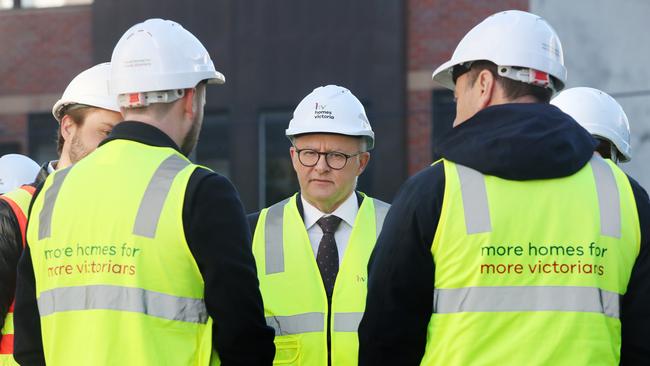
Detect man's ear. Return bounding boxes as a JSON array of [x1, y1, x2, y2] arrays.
[[182, 88, 196, 119], [476, 69, 496, 108], [60, 115, 77, 142], [356, 152, 370, 176]]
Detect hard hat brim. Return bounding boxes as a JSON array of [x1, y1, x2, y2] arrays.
[[432, 59, 458, 91], [286, 128, 375, 150], [206, 71, 226, 85]]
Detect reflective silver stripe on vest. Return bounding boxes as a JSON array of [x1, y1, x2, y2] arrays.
[[37, 284, 208, 323], [590, 157, 621, 238], [133, 155, 190, 238], [333, 312, 364, 332], [39, 167, 73, 240], [264, 196, 387, 273], [266, 312, 324, 335], [264, 198, 290, 274], [434, 286, 620, 318], [456, 164, 492, 234], [373, 199, 390, 240]]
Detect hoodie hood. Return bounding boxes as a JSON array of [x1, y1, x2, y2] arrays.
[[434, 103, 598, 181]]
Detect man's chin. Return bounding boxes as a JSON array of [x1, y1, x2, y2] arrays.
[[304, 188, 336, 202]]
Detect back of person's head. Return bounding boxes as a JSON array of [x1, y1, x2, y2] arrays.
[[461, 61, 554, 103], [110, 19, 225, 154], [552, 87, 631, 163], [0, 154, 40, 194]]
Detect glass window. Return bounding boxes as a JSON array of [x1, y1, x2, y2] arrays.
[[431, 89, 456, 159], [28, 113, 59, 164], [0, 0, 13, 9], [194, 113, 230, 177], [258, 111, 299, 209]]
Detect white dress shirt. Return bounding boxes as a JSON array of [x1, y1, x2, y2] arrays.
[[301, 192, 359, 266]]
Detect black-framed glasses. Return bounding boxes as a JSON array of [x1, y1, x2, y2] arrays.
[[294, 148, 363, 170]]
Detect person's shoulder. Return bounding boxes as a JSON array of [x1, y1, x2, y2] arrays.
[[188, 167, 237, 194], [183, 167, 244, 224], [248, 196, 294, 219], [383, 160, 447, 220], [626, 174, 649, 200], [626, 174, 650, 222], [247, 211, 261, 232], [246, 195, 298, 235], [0, 197, 13, 215], [402, 160, 446, 195], [0, 198, 20, 235]]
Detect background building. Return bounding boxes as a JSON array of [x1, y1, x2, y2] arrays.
[[1, 0, 647, 212], [532, 0, 650, 189]]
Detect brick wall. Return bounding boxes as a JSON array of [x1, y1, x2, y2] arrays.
[[406, 0, 528, 174], [0, 5, 91, 154], [0, 115, 27, 153], [0, 2, 538, 172], [0, 5, 92, 95]]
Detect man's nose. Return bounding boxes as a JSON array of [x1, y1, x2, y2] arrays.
[[314, 153, 331, 173]]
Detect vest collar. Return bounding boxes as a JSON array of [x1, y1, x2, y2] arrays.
[[100, 121, 183, 155], [301, 192, 359, 230], [296, 191, 364, 222]]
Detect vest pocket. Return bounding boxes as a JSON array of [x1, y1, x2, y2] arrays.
[[273, 337, 300, 365]]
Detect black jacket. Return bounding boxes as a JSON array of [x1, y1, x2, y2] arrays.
[[358, 103, 650, 365], [0, 199, 23, 336], [0, 165, 49, 339], [13, 122, 275, 366]]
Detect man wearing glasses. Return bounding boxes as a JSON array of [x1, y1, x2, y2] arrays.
[[248, 85, 390, 366]]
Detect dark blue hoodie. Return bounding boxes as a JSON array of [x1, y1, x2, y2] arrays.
[[359, 103, 650, 365]]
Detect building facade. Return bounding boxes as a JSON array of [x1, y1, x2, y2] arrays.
[[1, 0, 646, 211]]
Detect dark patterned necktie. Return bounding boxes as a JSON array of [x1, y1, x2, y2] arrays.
[[316, 215, 342, 297]]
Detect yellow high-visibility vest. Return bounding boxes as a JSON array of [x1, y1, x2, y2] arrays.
[[253, 193, 389, 365], [28, 139, 218, 366], [421, 156, 640, 365]]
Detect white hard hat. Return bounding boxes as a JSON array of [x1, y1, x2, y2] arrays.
[[110, 18, 225, 102], [432, 10, 566, 92], [286, 85, 375, 150], [52, 63, 121, 123], [551, 87, 631, 162], [0, 154, 40, 194]]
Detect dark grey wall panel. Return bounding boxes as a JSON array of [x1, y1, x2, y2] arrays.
[[93, 0, 405, 210]]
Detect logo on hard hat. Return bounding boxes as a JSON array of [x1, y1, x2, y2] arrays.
[[541, 42, 561, 59], [314, 102, 334, 120], [123, 58, 153, 68]]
